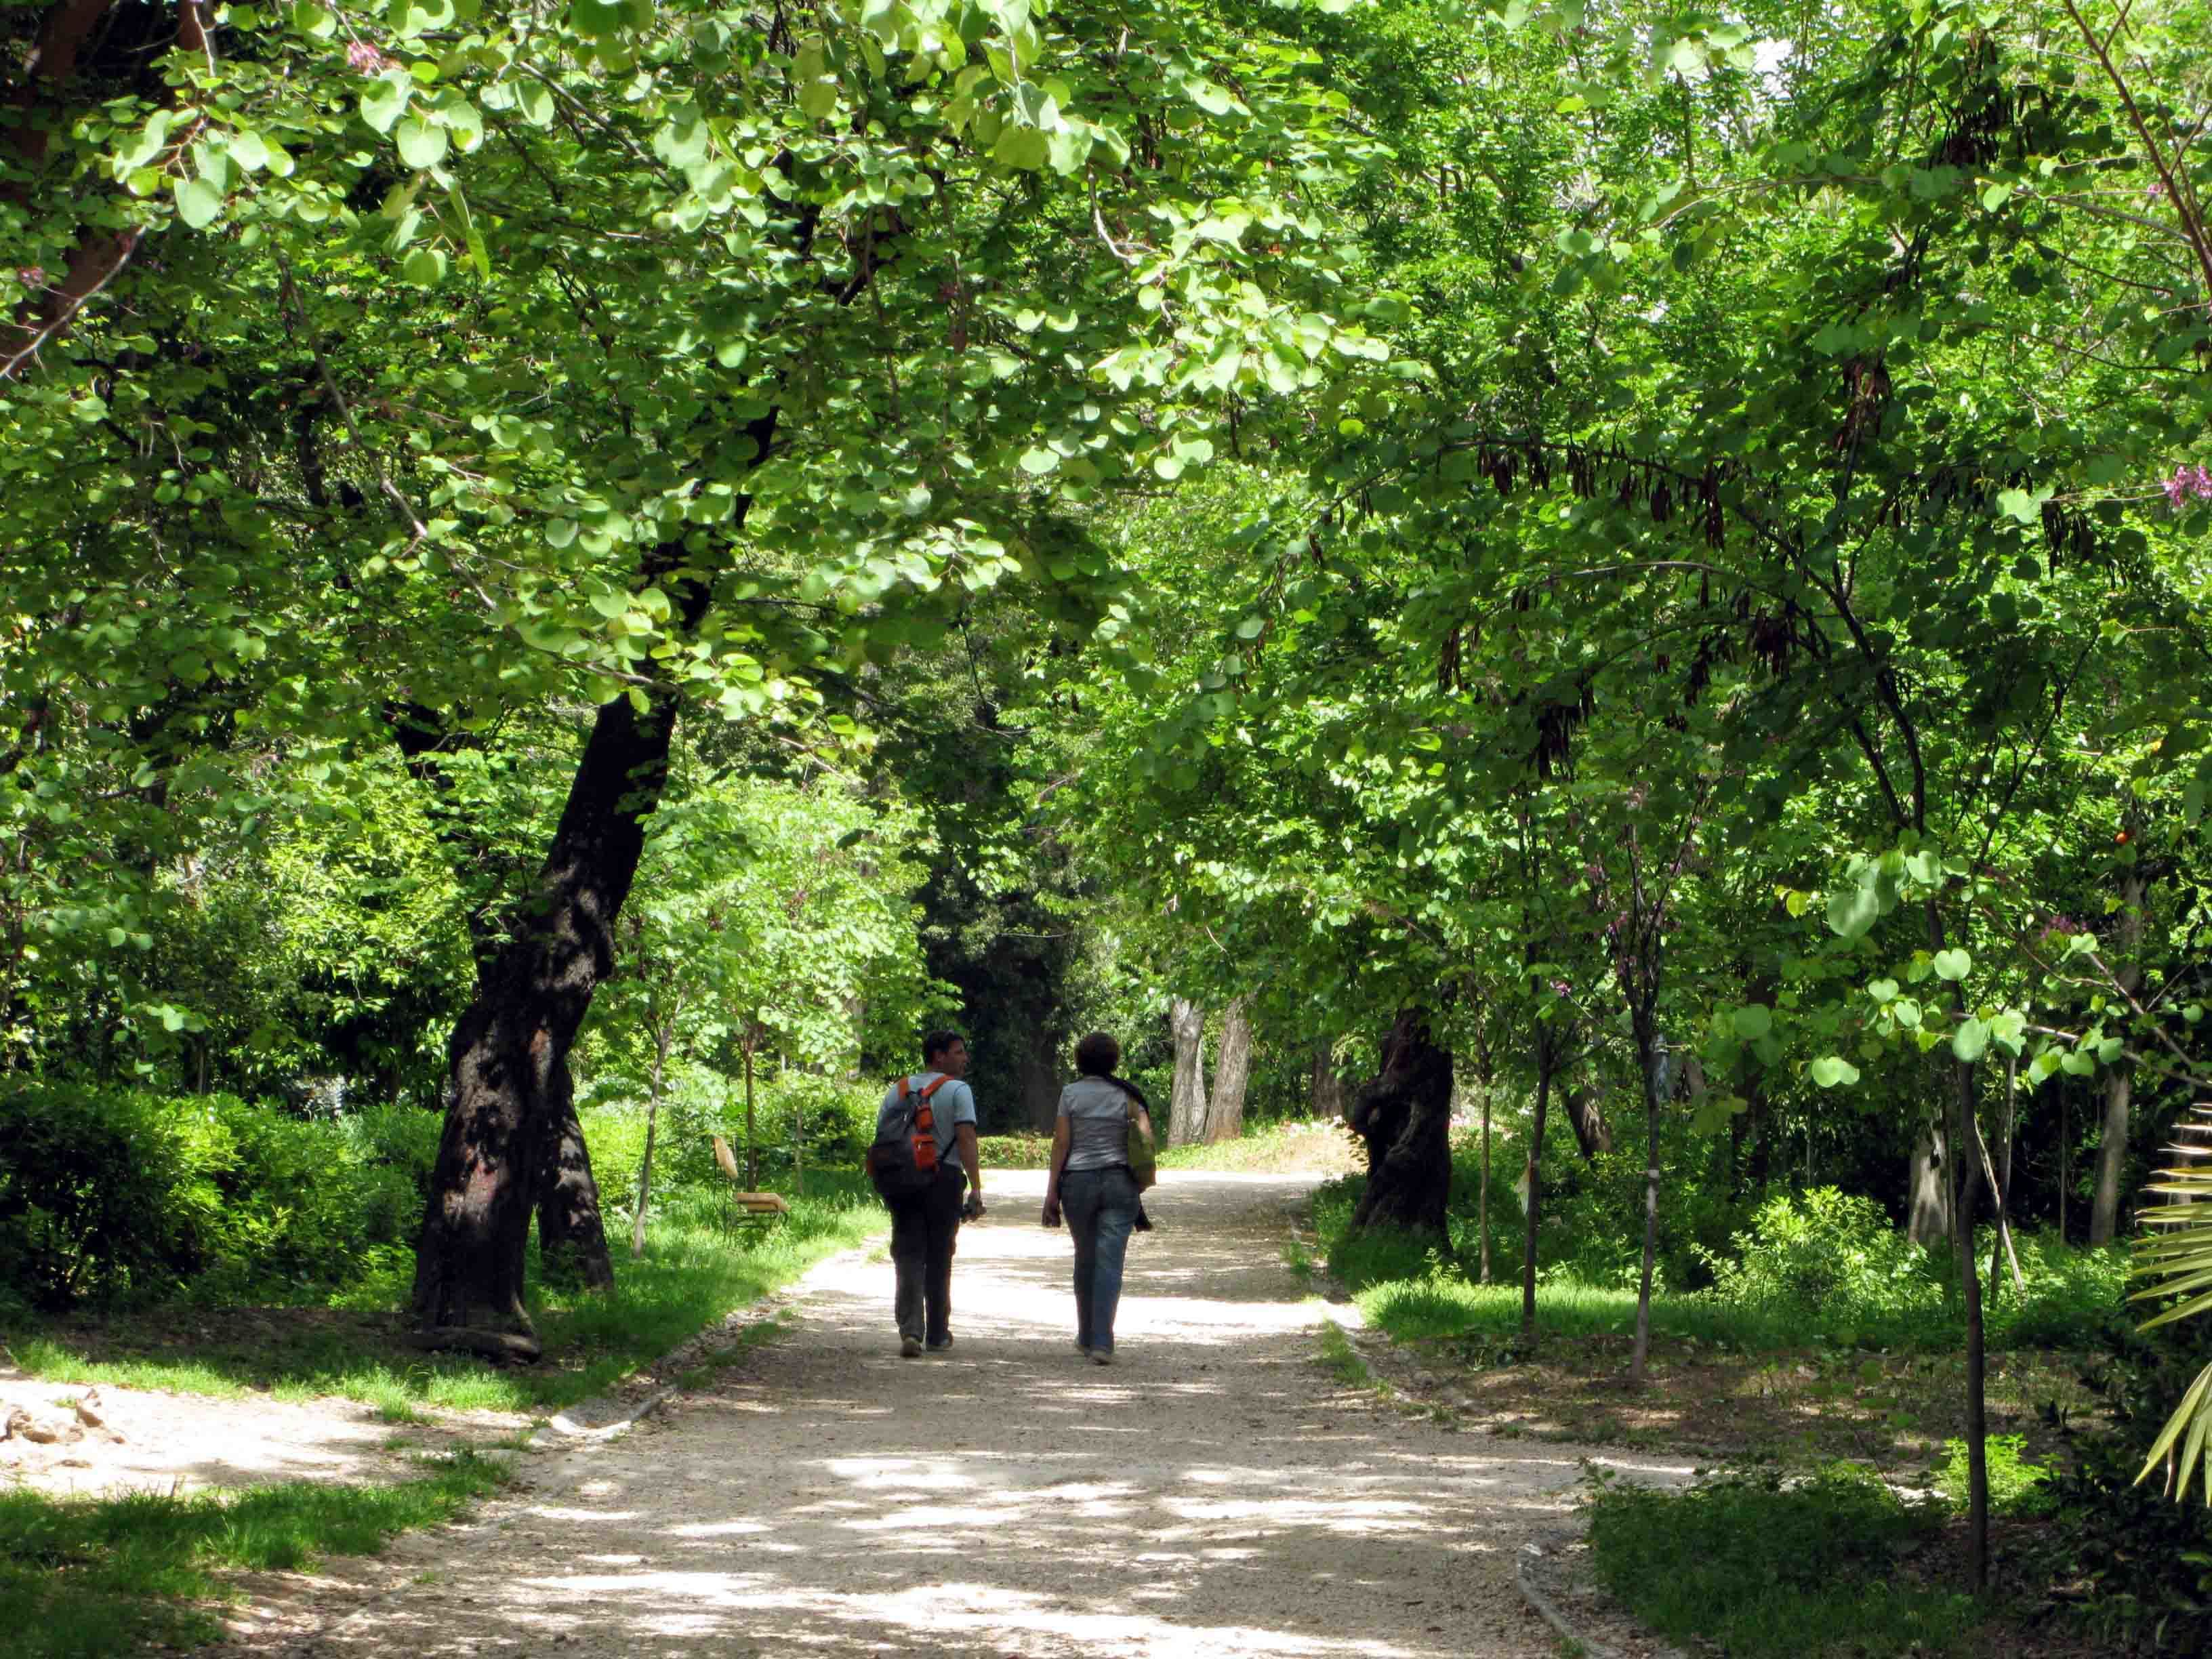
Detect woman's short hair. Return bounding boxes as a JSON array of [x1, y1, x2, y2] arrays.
[[1073, 1031, 1120, 1076]]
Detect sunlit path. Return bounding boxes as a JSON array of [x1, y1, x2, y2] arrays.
[[256, 1171, 1683, 1658]]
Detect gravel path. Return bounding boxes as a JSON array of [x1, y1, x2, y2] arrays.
[[261, 1168, 1675, 1658]]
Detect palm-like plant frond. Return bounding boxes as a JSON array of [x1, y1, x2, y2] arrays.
[[2131, 1106, 2212, 1502]]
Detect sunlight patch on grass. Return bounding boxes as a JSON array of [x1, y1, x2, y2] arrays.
[[0, 1450, 508, 1659]]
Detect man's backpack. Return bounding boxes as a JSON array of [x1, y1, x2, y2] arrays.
[[869, 1074, 951, 1200]]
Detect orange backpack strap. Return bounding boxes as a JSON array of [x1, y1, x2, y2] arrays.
[[906, 1072, 952, 1126]]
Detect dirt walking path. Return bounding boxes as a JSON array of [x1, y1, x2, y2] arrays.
[[239, 1169, 1684, 1658]]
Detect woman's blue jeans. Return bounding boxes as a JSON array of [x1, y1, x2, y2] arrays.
[[1063, 1166, 1140, 1353]]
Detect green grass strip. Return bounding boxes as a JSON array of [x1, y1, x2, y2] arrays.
[[0, 1450, 508, 1659], [9, 1176, 886, 1414]]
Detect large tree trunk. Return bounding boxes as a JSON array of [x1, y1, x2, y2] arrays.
[[410, 684, 682, 1357], [536, 1065, 613, 1289], [1206, 996, 1253, 1142], [2092, 864, 2148, 1244], [1168, 997, 1209, 1146], [1906, 1113, 1952, 1246], [1347, 1006, 1453, 1235]]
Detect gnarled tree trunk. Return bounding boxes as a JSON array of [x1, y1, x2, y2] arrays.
[[1347, 1006, 1453, 1235], [1206, 996, 1253, 1142], [537, 1065, 614, 1288], [1168, 997, 1208, 1146], [411, 681, 682, 1358]]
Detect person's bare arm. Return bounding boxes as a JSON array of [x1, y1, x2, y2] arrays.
[[956, 1121, 984, 1212], [1042, 1115, 1073, 1225]]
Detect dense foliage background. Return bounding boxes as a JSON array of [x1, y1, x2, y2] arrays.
[[9, 0, 2212, 1643]]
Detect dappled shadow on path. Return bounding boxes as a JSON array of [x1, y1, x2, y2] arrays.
[[299, 1171, 1684, 1659]]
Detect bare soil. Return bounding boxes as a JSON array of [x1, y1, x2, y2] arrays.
[[0, 1372, 515, 1501], [203, 1169, 1690, 1658]]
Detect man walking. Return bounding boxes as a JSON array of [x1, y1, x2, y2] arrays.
[[872, 1030, 985, 1357]]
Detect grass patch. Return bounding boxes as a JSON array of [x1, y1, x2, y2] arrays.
[[1316, 1320, 1376, 1390], [1158, 1120, 1363, 1174], [1586, 1462, 1976, 1659], [0, 1449, 508, 1659], [979, 1119, 1359, 1176], [5, 1172, 885, 1415]]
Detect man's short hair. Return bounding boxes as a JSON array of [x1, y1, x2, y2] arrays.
[[922, 1029, 966, 1065], [1073, 1031, 1120, 1076]]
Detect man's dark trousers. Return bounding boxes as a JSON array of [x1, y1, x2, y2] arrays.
[[889, 1168, 966, 1345]]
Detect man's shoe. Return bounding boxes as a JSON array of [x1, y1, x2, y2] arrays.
[[1074, 1340, 1092, 1358], [899, 1335, 924, 1358], [1089, 1348, 1115, 1366], [926, 1335, 955, 1353]]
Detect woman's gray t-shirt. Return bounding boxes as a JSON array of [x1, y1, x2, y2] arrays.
[[1059, 1076, 1137, 1172]]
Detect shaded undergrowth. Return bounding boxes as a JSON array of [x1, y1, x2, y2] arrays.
[[1585, 1462, 1975, 1659], [8, 1175, 883, 1415]]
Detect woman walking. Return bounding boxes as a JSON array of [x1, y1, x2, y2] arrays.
[[1041, 1031, 1153, 1364]]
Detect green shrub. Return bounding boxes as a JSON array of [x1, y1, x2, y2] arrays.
[[976, 1134, 1053, 1169], [1702, 1187, 1931, 1322], [0, 1086, 207, 1307], [0, 1084, 439, 1309], [1936, 1433, 2053, 1518]]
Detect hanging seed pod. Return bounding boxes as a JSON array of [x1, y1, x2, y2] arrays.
[[1651, 480, 1673, 523], [1530, 445, 1551, 490]]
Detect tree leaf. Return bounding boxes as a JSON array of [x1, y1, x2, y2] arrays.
[[1826, 881, 1879, 939], [1932, 947, 1971, 981], [1732, 1004, 1773, 1040], [173, 175, 224, 230], [360, 71, 411, 135], [1811, 1056, 1861, 1088], [1952, 1017, 1989, 1063], [396, 119, 449, 171]]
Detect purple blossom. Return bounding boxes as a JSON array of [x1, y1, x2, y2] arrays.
[[346, 39, 388, 74], [2162, 464, 2212, 506]]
